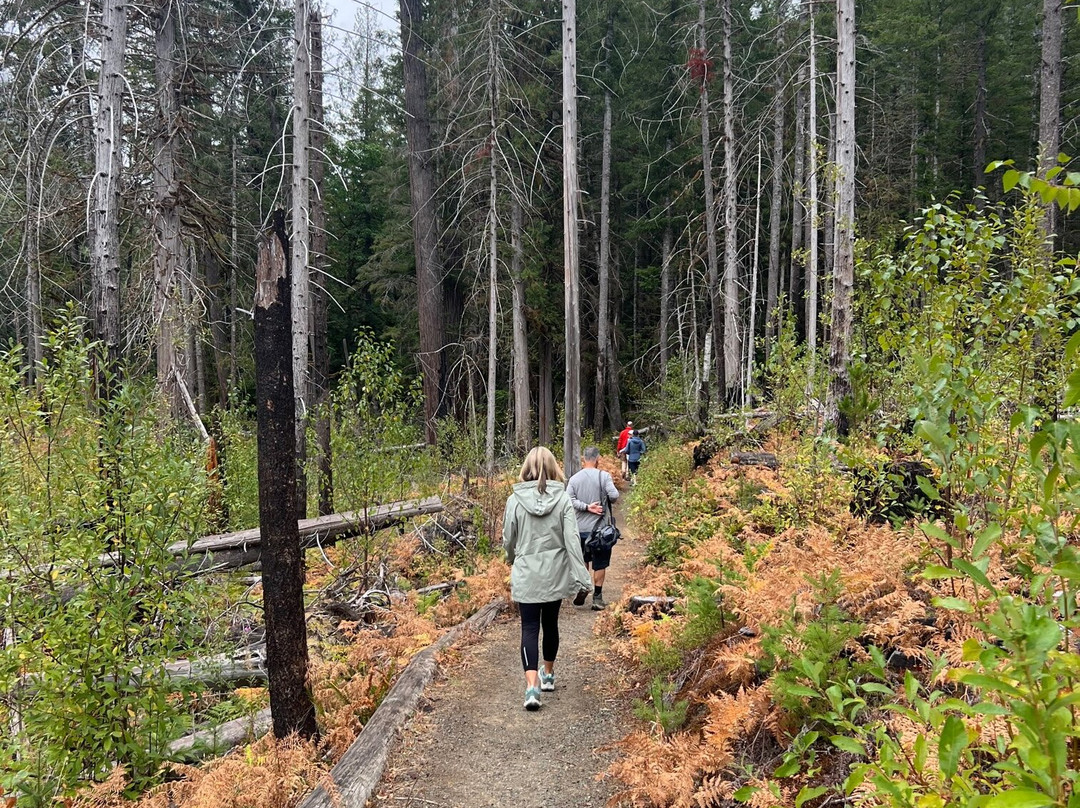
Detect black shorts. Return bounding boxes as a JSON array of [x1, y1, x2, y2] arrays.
[[579, 532, 612, 571], [628, 459, 640, 473]]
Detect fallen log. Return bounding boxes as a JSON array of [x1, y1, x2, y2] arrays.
[[161, 643, 267, 686], [731, 452, 779, 470], [168, 707, 273, 762], [18, 643, 268, 697], [96, 496, 444, 573], [297, 598, 506, 808]]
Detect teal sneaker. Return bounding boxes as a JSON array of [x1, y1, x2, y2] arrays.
[[523, 686, 542, 711], [539, 670, 555, 692]]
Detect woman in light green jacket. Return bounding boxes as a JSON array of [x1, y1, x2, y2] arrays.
[[503, 447, 593, 711]]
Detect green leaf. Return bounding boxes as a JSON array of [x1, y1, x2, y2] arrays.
[[933, 596, 973, 613], [954, 559, 996, 593], [844, 766, 868, 796], [830, 735, 865, 756], [986, 789, 1055, 808], [733, 786, 758, 803], [796, 785, 830, 808], [953, 671, 1023, 698], [971, 523, 1002, 558], [786, 685, 821, 699], [1002, 169, 1022, 192], [774, 757, 802, 778], [923, 564, 962, 580], [860, 682, 895, 696], [938, 715, 969, 778], [916, 475, 941, 501]]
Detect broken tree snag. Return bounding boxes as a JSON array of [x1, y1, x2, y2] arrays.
[[298, 599, 506, 808], [731, 452, 779, 470], [254, 210, 318, 742]]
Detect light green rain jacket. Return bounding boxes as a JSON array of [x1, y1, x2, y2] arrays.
[[502, 480, 593, 604]]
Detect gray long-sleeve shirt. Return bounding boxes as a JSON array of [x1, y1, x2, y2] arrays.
[[566, 466, 620, 535]]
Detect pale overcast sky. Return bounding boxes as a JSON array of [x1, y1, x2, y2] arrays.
[[323, 0, 398, 33]]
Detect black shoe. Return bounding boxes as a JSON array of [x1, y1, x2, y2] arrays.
[[573, 588, 588, 606]]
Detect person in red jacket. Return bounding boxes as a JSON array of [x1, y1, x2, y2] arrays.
[[616, 420, 633, 480]]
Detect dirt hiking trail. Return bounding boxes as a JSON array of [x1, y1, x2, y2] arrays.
[[370, 499, 641, 808]]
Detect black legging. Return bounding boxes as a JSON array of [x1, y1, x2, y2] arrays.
[[519, 600, 561, 671]]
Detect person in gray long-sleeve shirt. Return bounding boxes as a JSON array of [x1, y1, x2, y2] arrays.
[[566, 446, 620, 611]]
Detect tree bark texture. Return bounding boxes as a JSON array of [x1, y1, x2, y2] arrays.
[[539, 336, 553, 447], [789, 65, 807, 340], [400, 0, 446, 445], [291, 0, 311, 517], [310, 7, 333, 517], [659, 212, 673, 381], [805, 8, 819, 386], [827, 0, 856, 436], [510, 198, 530, 452], [203, 245, 230, 408], [721, 0, 740, 405], [1038, 0, 1062, 240], [90, 0, 127, 394], [153, 0, 184, 416], [254, 210, 318, 741], [594, 87, 613, 438], [698, 0, 719, 420], [484, 3, 500, 473], [765, 70, 784, 352], [562, 0, 582, 477], [744, 140, 762, 409]]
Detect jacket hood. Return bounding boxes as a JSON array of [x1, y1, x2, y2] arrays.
[[511, 480, 566, 516]]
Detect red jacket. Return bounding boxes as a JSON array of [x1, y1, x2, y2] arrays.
[[617, 427, 633, 454]]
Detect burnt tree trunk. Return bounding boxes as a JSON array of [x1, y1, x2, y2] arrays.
[[254, 210, 318, 741]]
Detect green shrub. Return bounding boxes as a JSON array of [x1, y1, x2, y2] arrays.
[[0, 315, 214, 801]]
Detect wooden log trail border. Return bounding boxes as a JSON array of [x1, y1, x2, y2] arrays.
[[297, 598, 506, 808], [94, 496, 444, 573], [166, 598, 505, 771]]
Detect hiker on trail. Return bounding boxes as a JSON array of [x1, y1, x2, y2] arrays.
[[616, 421, 633, 479], [502, 447, 593, 711], [619, 430, 647, 483], [566, 446, 620, 612]]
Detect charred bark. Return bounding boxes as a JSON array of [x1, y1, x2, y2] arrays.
[[254, 210, 318, 741]]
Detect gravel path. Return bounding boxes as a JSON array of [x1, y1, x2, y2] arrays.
[[369, 499, 640, 808]]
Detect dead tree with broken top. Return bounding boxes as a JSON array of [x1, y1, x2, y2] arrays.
[[254, 210, 318, 741]]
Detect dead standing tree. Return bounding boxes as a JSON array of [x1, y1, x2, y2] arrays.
[[254, 210, 318, 740], [90, 0, 128, 393]]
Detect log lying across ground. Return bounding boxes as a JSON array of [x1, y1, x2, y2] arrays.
[[168, 707, 273, 762], [298, 598, 506, 808], [97, 497, 444, 573]]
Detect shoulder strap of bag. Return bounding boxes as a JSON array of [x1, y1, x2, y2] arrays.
[[600, 471, 617, 527]]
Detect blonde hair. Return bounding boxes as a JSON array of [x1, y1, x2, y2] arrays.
[[518, 446, 564, 494]]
